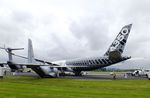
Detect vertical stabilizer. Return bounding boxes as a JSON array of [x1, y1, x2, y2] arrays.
[[28, 39, 36, 63], [104, 24, 132, 57]]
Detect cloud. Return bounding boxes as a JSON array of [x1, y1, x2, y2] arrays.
[[70, 16, 109, 50], [0, 10, 25, 46], [0, 0, 150, 66]]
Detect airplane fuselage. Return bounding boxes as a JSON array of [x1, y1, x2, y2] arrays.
[[53, 56, 130, 71], [66, 56, 130, 71]]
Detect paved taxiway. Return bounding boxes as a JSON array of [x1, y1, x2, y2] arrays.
[[14, 72, 148, 80]]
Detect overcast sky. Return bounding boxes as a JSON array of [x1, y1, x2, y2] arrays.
[[0, 0, 150, 67]]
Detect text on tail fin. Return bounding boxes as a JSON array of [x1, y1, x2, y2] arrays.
[[104, 24, 132, 56]]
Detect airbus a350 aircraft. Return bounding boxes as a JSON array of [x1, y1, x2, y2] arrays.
[[1, 24, 132, 78]]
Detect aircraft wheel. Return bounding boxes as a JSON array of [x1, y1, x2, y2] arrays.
[[74, 71, 82, 76]]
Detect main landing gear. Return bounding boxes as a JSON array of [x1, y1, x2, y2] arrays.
[[74, 71, 83, 76]]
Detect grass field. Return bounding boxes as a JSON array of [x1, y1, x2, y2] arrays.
[[0, 76, 150, 98]]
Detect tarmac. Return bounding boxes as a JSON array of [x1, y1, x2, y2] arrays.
[[14, 71, 148, 80]]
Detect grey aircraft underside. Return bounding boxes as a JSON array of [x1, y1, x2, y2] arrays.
[[0, 24, 132, 78]]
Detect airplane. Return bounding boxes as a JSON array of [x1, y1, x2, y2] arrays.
[[0, 24, 132, 78]]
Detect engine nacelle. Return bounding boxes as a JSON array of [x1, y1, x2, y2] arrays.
[[40, 66, 59, 77]]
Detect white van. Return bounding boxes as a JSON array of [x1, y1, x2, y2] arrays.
[[147, 70, 150, 80], [145, 70, 150, 80], [0, 67, 4, 78]]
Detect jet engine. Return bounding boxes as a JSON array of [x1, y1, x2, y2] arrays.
[[40, 66, 59, 77]]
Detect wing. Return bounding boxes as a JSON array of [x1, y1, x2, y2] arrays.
[[10, 62, 88, 68], [0, 62, 7, 67]]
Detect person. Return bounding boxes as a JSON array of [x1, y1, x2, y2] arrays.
[[113, 72, 116, 80], [124, 73, 128, 79]]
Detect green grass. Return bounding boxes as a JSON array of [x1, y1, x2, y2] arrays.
[[0, 76, 150, 98]]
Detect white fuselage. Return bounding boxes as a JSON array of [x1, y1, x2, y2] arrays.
[[37, 56, 130, 77]]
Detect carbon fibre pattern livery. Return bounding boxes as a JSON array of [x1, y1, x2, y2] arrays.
[[104, 24, 132, 56]]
